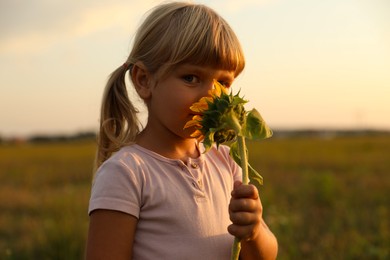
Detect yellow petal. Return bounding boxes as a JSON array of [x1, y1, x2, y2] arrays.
[[190, 130, 203, 138], [209, 86, 219, 97], [183, 120, 201, 129], [190, 97, 210, 112], [192, 114, 203, 122], [212, 80, 228, 97], [197, 135, 205, 142], [201, 96, 213, 103]]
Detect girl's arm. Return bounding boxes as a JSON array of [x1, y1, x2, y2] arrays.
[[85, 209, 138, 260], [228, 181, 278, 260], [240, 219, 278, 260]]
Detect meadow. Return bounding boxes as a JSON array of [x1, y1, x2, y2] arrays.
[[0, 133, 389, 259]]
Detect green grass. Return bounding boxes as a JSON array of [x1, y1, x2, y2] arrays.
[[0, 141, 95, 259], [248, 135, 390, 259], [0, 135, 389, 259]]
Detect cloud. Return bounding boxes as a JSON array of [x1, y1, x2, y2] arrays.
[[0, 0, 159, 55], [0, 0, 275, 55]]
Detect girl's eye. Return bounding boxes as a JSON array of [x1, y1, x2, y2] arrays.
[[183, 75, 199, 83]]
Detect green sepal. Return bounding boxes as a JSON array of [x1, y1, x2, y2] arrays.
[[231, 94, 247, 107], [203, 126, 229, 153], [221, 112, 241, 134], [242, 108, 273, 140], [229, 142, 263, 191], [203, 129, 215, 152]]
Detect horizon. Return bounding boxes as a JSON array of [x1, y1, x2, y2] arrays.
[[3, 126, 390, 140]]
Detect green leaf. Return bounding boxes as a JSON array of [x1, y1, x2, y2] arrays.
[[248, 164, 263, 191], [229, 142, 241, 166], [243, 108, 273, 140], [229, 142, 263, 190]]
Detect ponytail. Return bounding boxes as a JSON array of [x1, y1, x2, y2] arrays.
[[95, 64, 140, 169]]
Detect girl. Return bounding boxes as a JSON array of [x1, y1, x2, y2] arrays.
[[86, 2, 278, 259]]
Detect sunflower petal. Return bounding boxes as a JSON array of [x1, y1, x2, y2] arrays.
[[190, 97, 211, 112], [183, 120, 199, 129], [190, 129, 203, 138], [213, 80, 228, 96], [212, 84, 221, 97], [183, 115, 203, 129], [196, 135, 205, 142]]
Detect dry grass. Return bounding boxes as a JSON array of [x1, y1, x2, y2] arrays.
[[0, 141, 95, 259], [0, 135, 389, 259]]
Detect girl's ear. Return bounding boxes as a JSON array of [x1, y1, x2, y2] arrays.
[[131, 62, 152, 99]]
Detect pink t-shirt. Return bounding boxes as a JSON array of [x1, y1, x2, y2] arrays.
[[89, 144, 242, 260]]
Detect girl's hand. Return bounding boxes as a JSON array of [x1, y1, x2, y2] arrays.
[[228, 180, 262, 241]]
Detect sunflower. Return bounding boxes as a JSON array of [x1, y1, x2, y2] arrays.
[[184, 80, 273, 260], [184, 80, 247, 151]]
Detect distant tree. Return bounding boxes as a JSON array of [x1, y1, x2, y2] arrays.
[[28, 131, 97, 143]]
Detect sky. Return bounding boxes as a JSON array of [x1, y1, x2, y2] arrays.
[[1, 0, 389, 137]]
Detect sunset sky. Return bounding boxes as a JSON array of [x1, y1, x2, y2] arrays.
[[1, 0, 389, 137]]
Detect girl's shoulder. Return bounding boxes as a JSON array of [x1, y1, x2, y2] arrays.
[[96, 144, 148, 175], [98, 144, 180, 173], [103, 144, 141, 163]]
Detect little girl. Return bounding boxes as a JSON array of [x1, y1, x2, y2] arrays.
[[86, 2, 278, 259]]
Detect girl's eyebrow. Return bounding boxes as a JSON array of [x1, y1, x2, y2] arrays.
[[177, 64, 235, 81]]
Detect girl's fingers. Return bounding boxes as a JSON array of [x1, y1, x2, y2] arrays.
[[229, 197, 260, 213], [227, 223, 258, 241], [228, 182, 263, 240], [231, 182, 259, 200], [229, 211, 258, 225]]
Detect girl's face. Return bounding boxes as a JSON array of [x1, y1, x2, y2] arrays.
[[146, 63, 235, 141]]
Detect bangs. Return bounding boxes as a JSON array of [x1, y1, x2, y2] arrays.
[[181, 25, 245, 77], [152, 4, 245, 78]]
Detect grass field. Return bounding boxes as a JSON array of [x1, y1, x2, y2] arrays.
[[0, 134, 389, 259]]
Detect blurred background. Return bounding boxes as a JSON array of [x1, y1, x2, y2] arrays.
[[0, 0, 389, 259]]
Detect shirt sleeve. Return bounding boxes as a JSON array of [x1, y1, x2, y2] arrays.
[[88, 158, 142, 218]]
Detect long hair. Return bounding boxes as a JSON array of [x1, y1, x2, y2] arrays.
[[95, 1, 245, 169]]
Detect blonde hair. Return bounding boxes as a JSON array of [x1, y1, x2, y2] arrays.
[[96, 1, 245, 168]]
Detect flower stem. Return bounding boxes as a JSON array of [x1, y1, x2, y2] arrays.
[[231, 135, 249, 260], [237, 135, 249, 185], [231, 237, 241, 260]]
